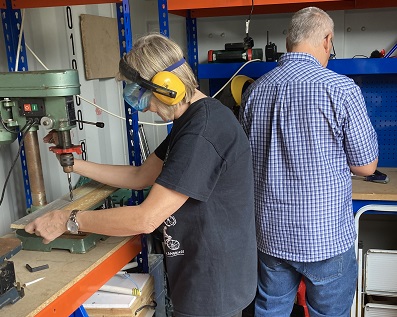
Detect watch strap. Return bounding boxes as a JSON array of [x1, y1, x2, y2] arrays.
[[68, 209, 80, 234]]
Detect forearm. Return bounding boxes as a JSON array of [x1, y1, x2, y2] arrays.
[[72, 159, 148, 190], [25, 183, 188, 244], [72, 152, 163, 189], [77, 183, 188, 236], [77, 206, 152, 236], [350, 158, 378, 176], [24, 206, 152, 243]]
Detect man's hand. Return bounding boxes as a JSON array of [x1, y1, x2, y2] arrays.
[[25, 210, 71, 244]]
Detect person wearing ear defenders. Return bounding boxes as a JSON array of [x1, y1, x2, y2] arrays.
[[25, 33, 257, 317]]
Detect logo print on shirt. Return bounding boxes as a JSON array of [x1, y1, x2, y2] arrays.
[[163, 216, 184, 257], [163, 145, 170, 167]]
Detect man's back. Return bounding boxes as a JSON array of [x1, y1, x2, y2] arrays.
[[240, 52, 378, 262]]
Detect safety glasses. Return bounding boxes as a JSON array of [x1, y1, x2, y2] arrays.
[[123, 83, 152, 112]]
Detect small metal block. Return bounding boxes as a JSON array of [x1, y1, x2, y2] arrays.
[[25, 263, 49, 272]]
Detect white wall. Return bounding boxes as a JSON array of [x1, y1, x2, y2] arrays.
[[1, 4, 396, 237], [195, 7, 397, 66]]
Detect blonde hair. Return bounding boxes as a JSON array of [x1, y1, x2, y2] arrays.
[[117, 33, 198, 105], [286, 7, 334, 50]]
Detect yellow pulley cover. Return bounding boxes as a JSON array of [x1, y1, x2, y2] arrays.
[[231, 75, 254, 106]]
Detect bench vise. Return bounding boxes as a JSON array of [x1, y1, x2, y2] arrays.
[[0, 237, 24, 309]]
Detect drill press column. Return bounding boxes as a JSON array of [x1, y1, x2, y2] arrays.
[[24, 130, 47, 206]]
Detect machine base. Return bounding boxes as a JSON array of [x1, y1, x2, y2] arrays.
[[16, 229, 108, 254]]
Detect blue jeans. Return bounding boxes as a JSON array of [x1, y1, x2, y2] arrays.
[[255, 246, 357, 317]]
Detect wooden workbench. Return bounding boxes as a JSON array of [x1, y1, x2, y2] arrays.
[[1, 235, 141, 317], [352, 168, 397, 201]]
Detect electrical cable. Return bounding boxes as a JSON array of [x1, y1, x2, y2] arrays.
[[0, 119, 36, 206], [76, 94, 172, 126], [119, 272, 142, 296], [26, 43, 49, 70], [248, 0, 254, 22], [0, 113, 32, 134], [19, 119, 33, 133], [121, 272, 141, 290], [211, 59, 261, 98], [243, 0, 255, 49], [134, 300, 157, 316], [0, 113, 19, 134]]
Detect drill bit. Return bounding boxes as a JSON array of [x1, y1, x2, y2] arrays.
[[67, 172, 73, 201]]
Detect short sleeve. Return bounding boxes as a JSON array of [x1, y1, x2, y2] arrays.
[[155, 133, 225, 202], [343, 86, 378, 166], [154, 133, 170, 161]]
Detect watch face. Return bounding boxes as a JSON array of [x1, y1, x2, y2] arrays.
[[67, 219, 79, 234]]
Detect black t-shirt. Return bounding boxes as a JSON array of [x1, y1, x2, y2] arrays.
[[155, 97, 257, 317]]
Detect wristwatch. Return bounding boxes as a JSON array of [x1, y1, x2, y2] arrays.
[[66, 209, 80, 234]]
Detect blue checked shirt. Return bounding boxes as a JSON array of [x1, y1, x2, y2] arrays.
[[240, 53, 378, 262]]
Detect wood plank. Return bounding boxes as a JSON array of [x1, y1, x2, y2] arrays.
[[0, 237, 21, 254], [11, 181, 118, 229], [352, 168, 397, 201], [80, 14, 120, 80]]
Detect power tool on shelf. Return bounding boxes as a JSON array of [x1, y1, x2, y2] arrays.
[[208, 45, 263, 63], [208, 1, 263, 63]]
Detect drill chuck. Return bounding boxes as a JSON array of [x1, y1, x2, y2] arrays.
[[60, 153, 74, 173]]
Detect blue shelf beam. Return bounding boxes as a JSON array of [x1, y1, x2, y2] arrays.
[[186, 12, 198, 77], [158, 0, 170, 37], [158, 0, 173, 134], [198, 58, 397, 79]]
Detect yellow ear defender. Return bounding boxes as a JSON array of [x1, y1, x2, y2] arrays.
[[152, 71, 186, 106], [119, 56, 187, 107]]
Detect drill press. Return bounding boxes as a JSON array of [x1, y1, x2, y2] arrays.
[[0, 70, 81, 202]]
